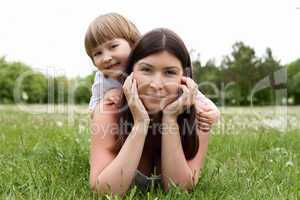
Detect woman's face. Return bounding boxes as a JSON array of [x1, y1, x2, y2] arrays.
[[133, 51, 184, 114]]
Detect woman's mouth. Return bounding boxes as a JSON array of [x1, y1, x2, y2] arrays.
[[141, 94, 166, 101]]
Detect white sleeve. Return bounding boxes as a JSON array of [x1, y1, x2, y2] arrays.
[[88, 71, 122, 110], [89, 71, 104, 110]]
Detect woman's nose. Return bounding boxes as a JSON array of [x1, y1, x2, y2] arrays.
[[149, 74, 163, 90]]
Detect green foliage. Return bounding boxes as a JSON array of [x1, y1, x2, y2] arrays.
[[0, 41, 299, 105], [193, 59, 221, 104], [74, 74, 93, 104], [0, 56, 95, 104], [0, 57, 47, 104], [287, 59, 300, 104], [44, 75, 70, 104], [193, 42, 286, 106]]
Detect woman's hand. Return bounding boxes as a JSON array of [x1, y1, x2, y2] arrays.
[[163, 77, 198, 120], [122, 73, 150, 124]]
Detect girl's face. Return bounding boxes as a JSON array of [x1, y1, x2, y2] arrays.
[[92, 38, 131, 79], [133, 51, 184, 114]]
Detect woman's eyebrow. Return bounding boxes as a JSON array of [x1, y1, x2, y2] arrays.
[[138, 62, 153, 67], [164, 66, 181, 70], [138, 62, 180, 69]]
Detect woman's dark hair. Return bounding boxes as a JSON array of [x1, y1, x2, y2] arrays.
[[112, 28, 199, 160]]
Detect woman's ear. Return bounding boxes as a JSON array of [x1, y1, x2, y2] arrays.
[[183, 68, 187, 76], [177, 87, 183, 98], [184, 67, 193, 77]]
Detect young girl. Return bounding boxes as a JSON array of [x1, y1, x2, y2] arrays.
[[85, 13, 141, 110], [90, 28, 214, 196]]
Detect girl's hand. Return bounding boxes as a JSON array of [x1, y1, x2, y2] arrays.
[[122, 73, 150, 124], [103, 88, 122, 106], [195, 98, 220, 132], [196, 108, 213, 132], [163, 77, 198, 119]]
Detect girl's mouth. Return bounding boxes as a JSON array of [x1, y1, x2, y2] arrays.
[[106, 62, 121, 69]]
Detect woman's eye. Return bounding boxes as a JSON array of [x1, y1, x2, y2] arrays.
[[141, 67, 151, 72], [165, 70, 177, 75]]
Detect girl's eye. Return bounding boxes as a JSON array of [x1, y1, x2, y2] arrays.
[[94, 51, 102, 56], [111, 44, 119, 49]]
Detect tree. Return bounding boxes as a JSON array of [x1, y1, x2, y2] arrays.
[[254, 48, 283, 105], [193, 59, 221, 104], [0, 57, 48, 104], [221, 42, 260, 105], [287, 59, 300, 104], [73, 73, 94, 104]]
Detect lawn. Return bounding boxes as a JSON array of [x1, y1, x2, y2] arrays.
[[0, 105, 299, 199]]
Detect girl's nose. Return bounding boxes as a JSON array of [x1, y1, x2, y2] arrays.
[[102, 52, 112, 63], [102, 56, 112, 63]]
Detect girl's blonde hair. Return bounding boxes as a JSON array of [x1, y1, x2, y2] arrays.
[[84, 13, 141, 60]]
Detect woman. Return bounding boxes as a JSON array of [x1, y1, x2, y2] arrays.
[[90, 28, 211, 196]]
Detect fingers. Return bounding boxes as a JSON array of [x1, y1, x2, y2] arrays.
[[132, 78, 139, 103], [122, 73, 132, 95], [178, 84, 190, 106], [179, 80, 196, 106], [196, 107, 212, 116], [197, 121, 211, 132], [181, 77, 198, 104], [123, 73, 134, 102], [186, 78, 198, 103], [132, 78, 137, 95], [184, 77, 198, 91], [123, 73, 144, 110], [196, 115, 211, 124], [197, 111, 214, 123]]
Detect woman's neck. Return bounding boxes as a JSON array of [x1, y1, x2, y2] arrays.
[[149, 112, 162, 124], [147, 112, 163, 137]]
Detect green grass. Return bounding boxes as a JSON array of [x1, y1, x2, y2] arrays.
[[0, 105, 299, 199]]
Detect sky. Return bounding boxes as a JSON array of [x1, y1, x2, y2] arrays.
[[0, 0, 300, 77]]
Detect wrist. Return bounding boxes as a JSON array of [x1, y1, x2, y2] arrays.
[[162, 115, 179, 134], [134, 120, 150, 129], [162, 114, 178, 123], [128, 121, 150, 139]]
